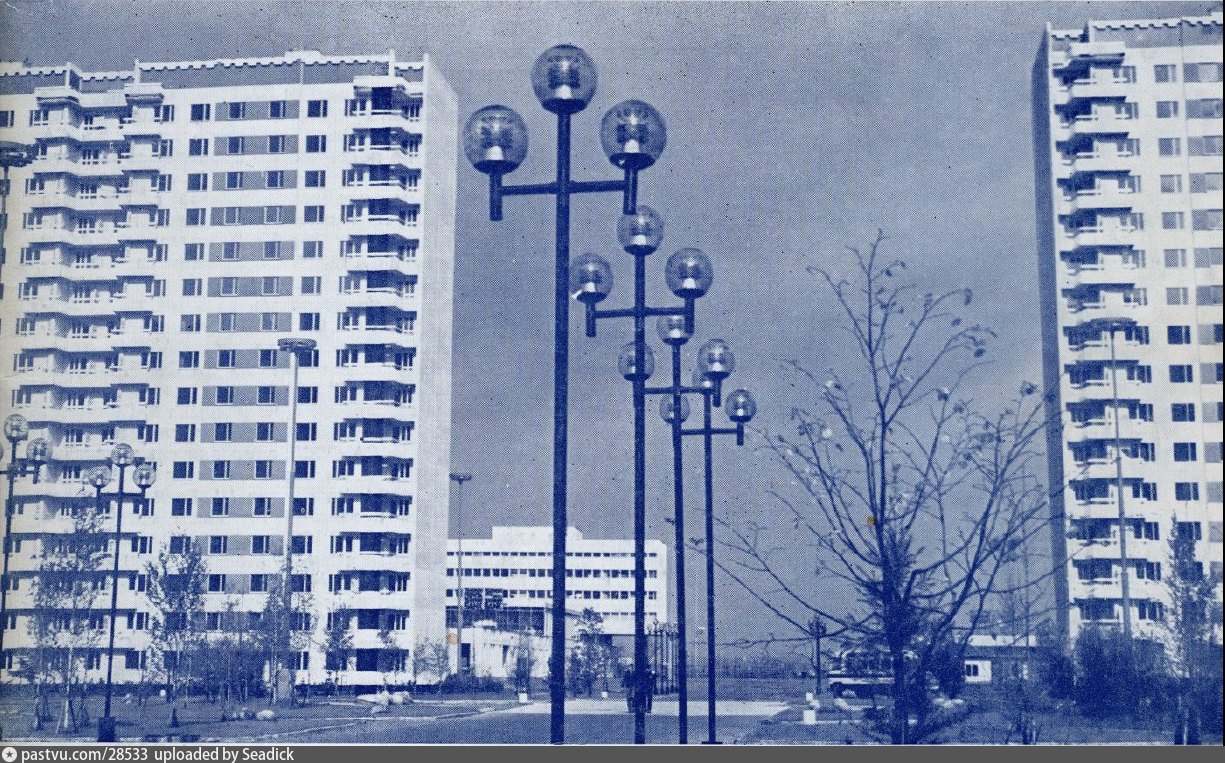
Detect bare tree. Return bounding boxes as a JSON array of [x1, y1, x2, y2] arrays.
[[507, 631, 537, 694], [254, 568, 314, 705], [144, 541, 207, 706], [411, 637, 450, 693], [719, 233, 1051, 743], [1163, 518, 1224, 744], [322, 602, 353, 694], [26, 499, 109, 733]]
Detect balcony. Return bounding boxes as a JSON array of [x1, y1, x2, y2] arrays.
[[1067, 187, 1137, 211], [1060, 152, 1137, 175], [338, 288, 420, 310], [332, 363, 419, 383], [1062, 79, 1133, 103], [1059, 226, 1140, 250]]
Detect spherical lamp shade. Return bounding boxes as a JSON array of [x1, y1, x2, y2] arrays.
[[617, 205, 664, 256], [531, 45, 597, 114], [692, 366, 717, 393], [570, 253, 614, 304], [617, 341, 655, 381], [133, 462, 157, 489], [656, 315, 691, 346], [697, 339, 735, 380], [3, 414, 29, 443], [665, 248, 713, 300], [463, 105, 528, 175], [659, 395, 690, 424], [89, 465, 113, 490], [25, 437, 50, 463], [109, 443, 135, 467], [601, 100, 666, 171], [726, 389, 757, 423]]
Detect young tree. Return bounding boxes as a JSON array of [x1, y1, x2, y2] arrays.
[[144, 541, 208, 706], [719, 233, 1051, 742], [411, 637, 450, 693], [377, 623, 409, 689], [1163, 520, 1224, 744], [254, 569, 314, 705], [507, 631, 537, 694], [322, 603, 353, 694], [27, 499, 109, 733], [572, 608, 609, 696]]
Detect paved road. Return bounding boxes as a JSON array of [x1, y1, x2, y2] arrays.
[[272, 700, 788, 744]]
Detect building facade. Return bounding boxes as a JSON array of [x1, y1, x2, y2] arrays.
[[1033, 12, 1223, 642], [0, 50, 457, 685], [446, 525, 669, 640]]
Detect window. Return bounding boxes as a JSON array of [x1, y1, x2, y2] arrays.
[[212, 422, 232, 442], [307, 99, 327, 118], [1192, 210, 1223, 231], [224, 171, 243, 190], [156, 174, 172, 192], [209, 536, 228, 554], [1198, 285, 1224, 305], [1175, 482, 1200, 501], [210, 497, 230, 516], [1154, 64, 1177, 82], [1195, 247, 1224, 267], [155, 139, 173, 157], [1190, 172, 1223, 193], [1170, 365, 1194, 383], [1187, 98, 1224, 119], [216, 386, 235, 404], [188, 138, 209, 156], [190, 103, 211, 121], [1189, 136, 1224, 157], [1158, 137, 1181, 156], [1160, 174, 1182, 193], [171, 498, 193, 517], [1184, 62, 1224, 83], [262, 276, 279, 296], [256, 422, 275, 441], [176, 387, 198, 405], [216, 349, 236, 369], [1167, 287, 1189, 305], [306, 135, 326, 153], [1162, 212, 1184, 229], [1168, 325, 1192, 345], [304, 205, 324, 222], [253, 497, 273, 516], [305, 170, 325, 187], [1174, 443, 1198, 462], [172, 461, 194, 479], [300, 313, 320, 331], [0, 110, 13, 127], [1156, 100, 1179, 118], [227, 136, 244, 154], [261, 312, 278, 331], [254, 460, 274, 479], [303, 241, 322, 259], [252, 536, 273, 554], [179, 350, 200, 369], [181, 314, 201, 332], [212, 461, 231, 479], [301, 276, 321, 295], [220, 277, 238, 296], [186, 208, 206, 226], [1205, 362, 1225, 383], [227, 102, 246, 120], [257, 386, 276, 405], [264, 170, 286, 189], [269, 100, 288, 119], [295, 460, 316, 478]]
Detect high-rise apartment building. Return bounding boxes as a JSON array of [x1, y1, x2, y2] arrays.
[[1033, 12, 1223, 642], [0, 50, 457, 685]]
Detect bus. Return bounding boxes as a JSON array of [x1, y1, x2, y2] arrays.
[[826, 648, 892, 698]]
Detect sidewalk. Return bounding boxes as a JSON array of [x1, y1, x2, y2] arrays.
[[503, 697, 789, 718]]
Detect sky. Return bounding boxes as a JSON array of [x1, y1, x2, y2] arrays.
[[2, 0, 1219, 654]]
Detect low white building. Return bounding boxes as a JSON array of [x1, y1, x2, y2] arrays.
[[445, 525, 669, 674]]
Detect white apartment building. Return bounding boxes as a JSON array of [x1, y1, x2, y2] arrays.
[[446, 526, 669, 644], [0, 50, 457, 685], [1033, 12, 1223, 642]]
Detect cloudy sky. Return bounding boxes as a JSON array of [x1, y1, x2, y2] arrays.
[[3, 0, 1217, 649]]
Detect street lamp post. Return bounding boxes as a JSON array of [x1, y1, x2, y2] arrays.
[[276, 337, 316, 700], [657, 348, 754, 745], [1, 415, 50, 664], [464, 44, 665, 745], [449, 472, 472, 675], [94, 444, 156, 743], [0, 141, 35, 301], [573, 208, 708, 744], [808, 616, 827, 699]]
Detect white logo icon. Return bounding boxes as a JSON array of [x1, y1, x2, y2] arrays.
[[2, 746, 18, 762]]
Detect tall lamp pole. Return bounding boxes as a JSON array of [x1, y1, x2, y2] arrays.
[[0, 140, 35, 301], [449, 472, 472, 674], [573, 208, 708, 744], [657, 344, 755, 744], [94, 444, 156, 742], [463, 44, 665, 745], [277, 337, 316, 698], [1, 416, 50, 664]]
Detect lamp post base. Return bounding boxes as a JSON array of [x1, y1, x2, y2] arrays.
[[97, 716, 116, 742]]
